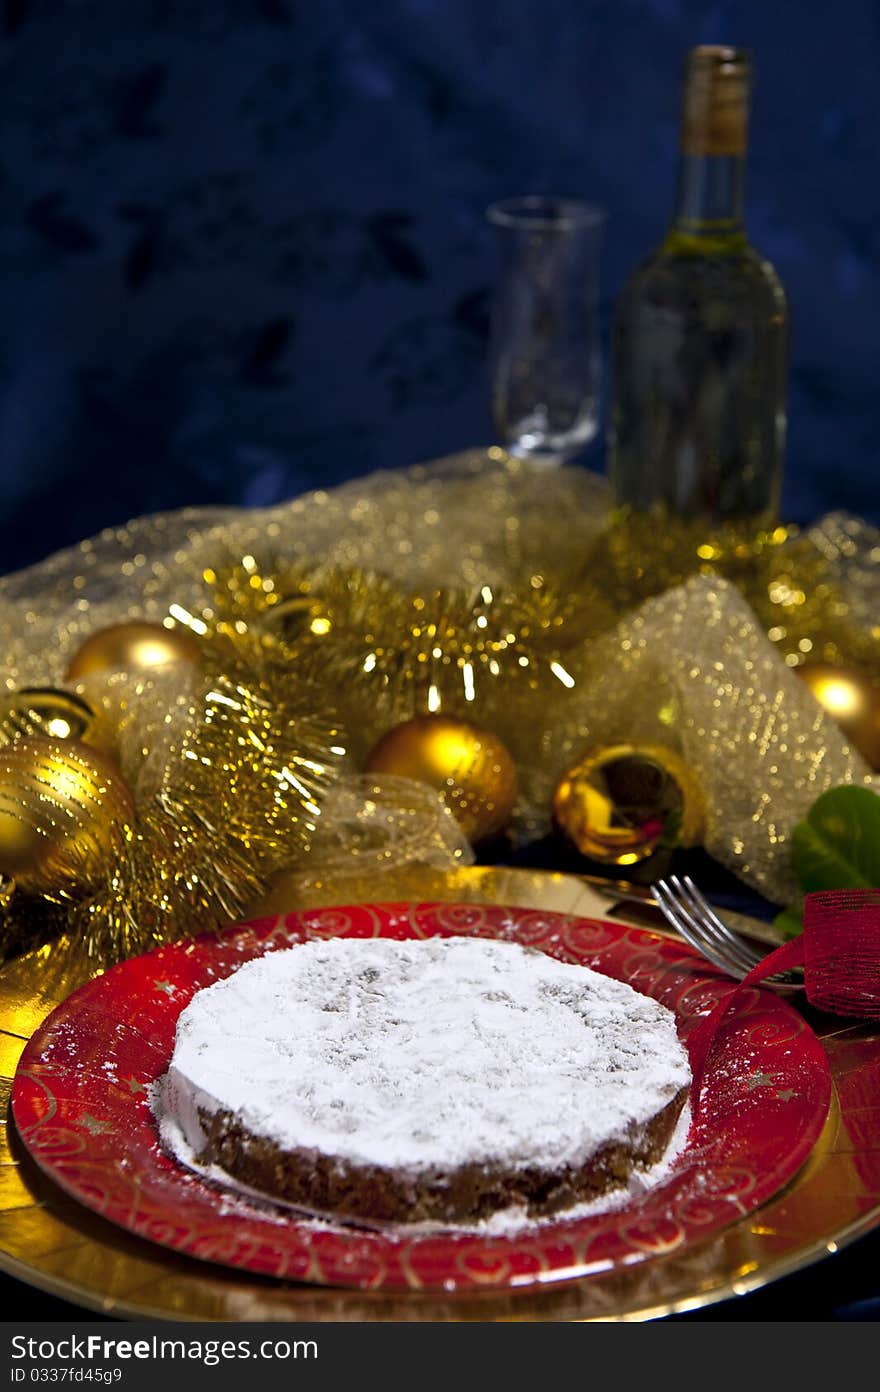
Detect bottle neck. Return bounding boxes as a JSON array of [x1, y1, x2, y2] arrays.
[[673, 153, 746, 233]]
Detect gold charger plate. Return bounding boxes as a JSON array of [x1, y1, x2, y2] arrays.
[[1, 865, 878, 1322]]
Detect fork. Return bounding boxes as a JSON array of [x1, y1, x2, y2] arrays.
[[653, 874, 802, 992]]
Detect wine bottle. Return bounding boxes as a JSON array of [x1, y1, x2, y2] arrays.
[[607, 46, 788, 529]]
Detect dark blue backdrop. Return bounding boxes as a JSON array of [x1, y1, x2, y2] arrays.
[[1, 0, 878, 573]]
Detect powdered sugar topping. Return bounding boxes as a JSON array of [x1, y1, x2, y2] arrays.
[[158, 936, 691, 1172]]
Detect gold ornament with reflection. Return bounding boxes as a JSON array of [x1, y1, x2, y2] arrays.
[[0, 688, 97, 747], [552, 744, 705, 865], [65, 621, 202, 681], [365, 714, 518, 844], [0, 737, 134, 896], [795, 663, 880, 771]]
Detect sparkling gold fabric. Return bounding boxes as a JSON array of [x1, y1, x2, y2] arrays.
[[0, 450, 609, 691], [263, 775, 471, 908], [0, 448, 877, 916]]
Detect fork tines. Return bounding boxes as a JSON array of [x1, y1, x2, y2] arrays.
[[654, 875, 801, 989]]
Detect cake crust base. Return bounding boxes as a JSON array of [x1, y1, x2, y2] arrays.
[[194, 1088, 689, 1226]]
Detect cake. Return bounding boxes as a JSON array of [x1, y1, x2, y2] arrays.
[[155, 935, 691, 1226]]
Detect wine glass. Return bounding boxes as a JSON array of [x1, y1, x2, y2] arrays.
[[487, 196, 605, 466]]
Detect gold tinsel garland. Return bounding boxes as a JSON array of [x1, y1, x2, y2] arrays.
[[191, 509, 880, 723], [0, 452, 878, 962], [173, 561, 608, 766], [0, 665, 347, 967]]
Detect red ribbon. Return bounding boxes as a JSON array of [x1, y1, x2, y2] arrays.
[[689, 889, 880, 1090]]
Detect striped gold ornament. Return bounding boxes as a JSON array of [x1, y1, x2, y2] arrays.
[[0, 737, 133, 898]]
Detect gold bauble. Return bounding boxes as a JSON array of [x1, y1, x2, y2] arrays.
[[795, 663, 880, 771], [260, 592, 320, 641], [0, 688, 96, 746], [65, 621, 202, 681], [364, 714, 518, 844], [0, 737, 134, 897], [552, 744, 705, 866]]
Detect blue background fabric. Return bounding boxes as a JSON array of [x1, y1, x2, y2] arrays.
[[1, 0, 879, 574]]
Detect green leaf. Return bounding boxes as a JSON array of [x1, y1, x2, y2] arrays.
[[790, 785, 880, 894], [773, 905, 804, 940]]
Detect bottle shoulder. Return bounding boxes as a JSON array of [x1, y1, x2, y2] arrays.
[[617, 234, 787, 315]]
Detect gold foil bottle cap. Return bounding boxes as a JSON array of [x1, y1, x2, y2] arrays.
[[681, 45, 750, 157]]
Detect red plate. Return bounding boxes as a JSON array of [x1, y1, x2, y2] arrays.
[[11, 903, 831, 1293]]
